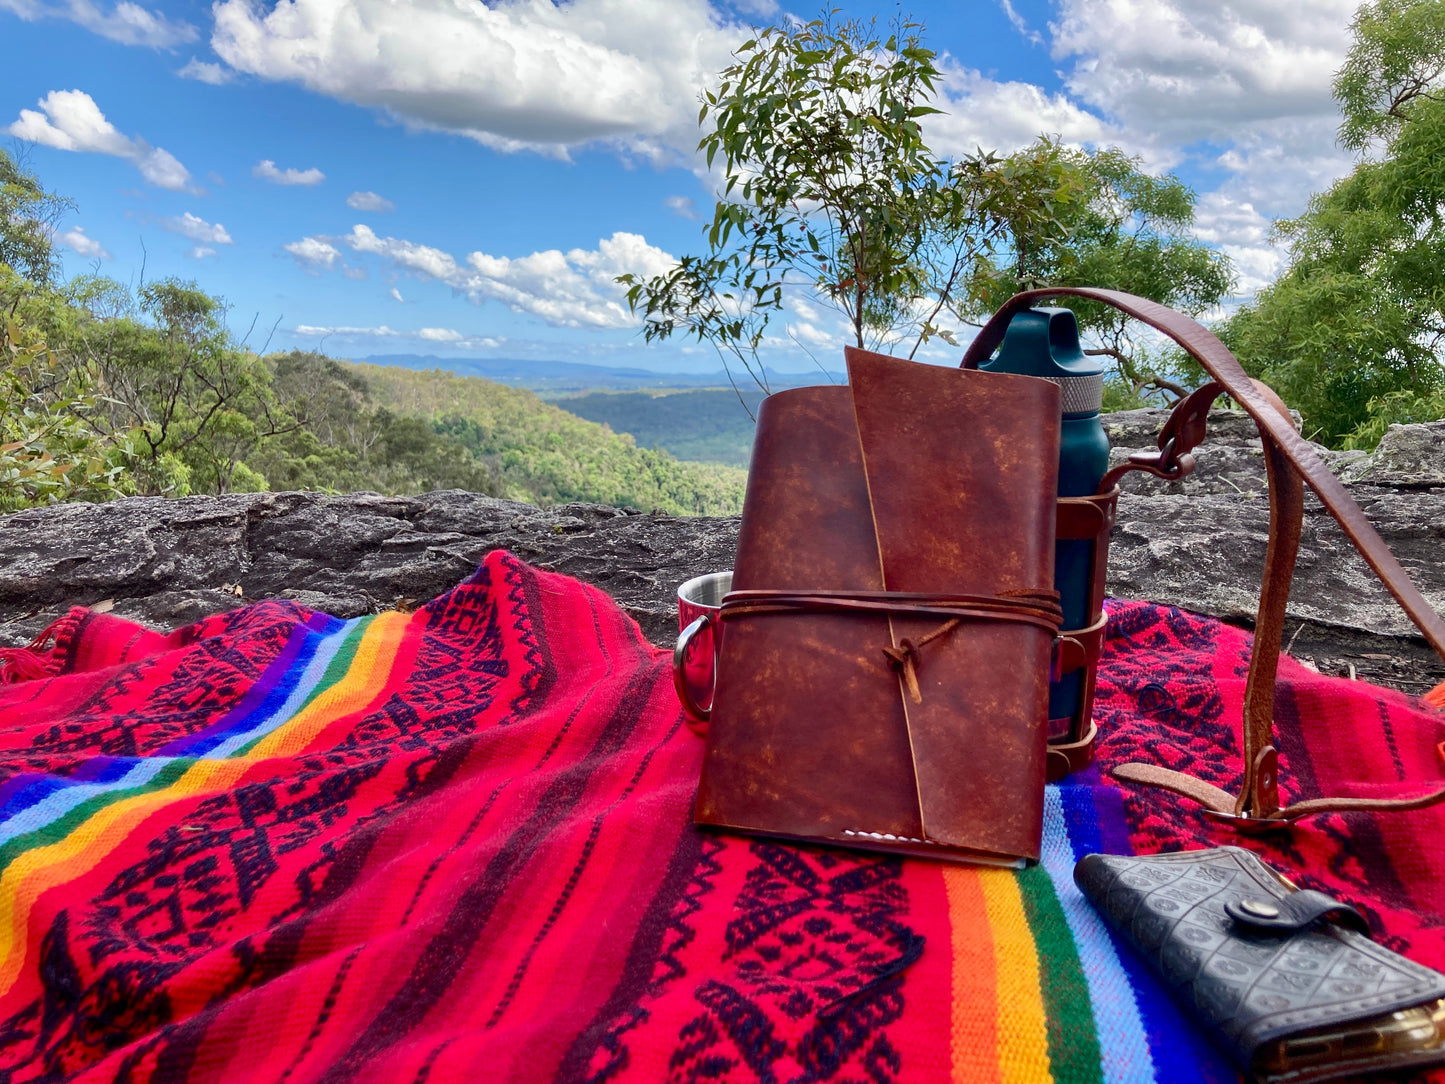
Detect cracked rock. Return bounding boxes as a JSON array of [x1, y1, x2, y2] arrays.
[[0, 412, 1441, 695]]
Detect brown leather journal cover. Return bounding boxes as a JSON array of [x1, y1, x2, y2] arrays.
[[694, 348, 1062, 865]]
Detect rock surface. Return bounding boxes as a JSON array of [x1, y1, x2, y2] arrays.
[[0, 413, 1441, 695]]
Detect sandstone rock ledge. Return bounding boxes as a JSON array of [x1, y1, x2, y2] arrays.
[[0, 412, 1441, 696]]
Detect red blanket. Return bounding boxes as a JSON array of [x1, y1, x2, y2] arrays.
[[0, 551, 1439, 1082]]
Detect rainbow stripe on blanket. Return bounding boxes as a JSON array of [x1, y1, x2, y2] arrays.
[[926, 788, 1224, 1084], [606, 781, 1237, 1084], [0, 552, 1439, 1083], [0, 611, 408, 996]]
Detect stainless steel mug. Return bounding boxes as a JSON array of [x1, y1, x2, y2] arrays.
[[673, 571, 732, 731]]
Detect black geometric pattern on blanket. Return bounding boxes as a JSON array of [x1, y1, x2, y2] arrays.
[[667, 842, 920, 1083]]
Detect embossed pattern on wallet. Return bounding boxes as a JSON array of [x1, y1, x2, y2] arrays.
[[693, 347, 1062, 865], [1074, 847, 1445, 1083]]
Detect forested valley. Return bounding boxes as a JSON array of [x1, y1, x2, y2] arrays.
[[0, 149, 745, 516]]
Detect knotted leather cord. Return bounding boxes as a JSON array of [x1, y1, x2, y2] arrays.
[[882, 620, 960, 704], [963, 287, 1445, 823], [718, 588, 1063, 705]]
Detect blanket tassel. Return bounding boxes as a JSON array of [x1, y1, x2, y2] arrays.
[[0, 622, 65, 684]]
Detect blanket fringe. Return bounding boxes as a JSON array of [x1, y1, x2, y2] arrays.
[[0, 621, 65, 684], [1427, 681, 1445, 710]]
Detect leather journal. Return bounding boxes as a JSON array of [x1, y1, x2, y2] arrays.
[[693, 347, 1064, 866], [1075, 848, 1445, 1083]]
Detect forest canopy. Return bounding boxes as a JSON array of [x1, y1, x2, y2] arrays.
[[1218, 0, 1445, 447]]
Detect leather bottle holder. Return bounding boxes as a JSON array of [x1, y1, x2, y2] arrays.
[[1047, 489, 1116, 781], [694, 347, 1065, 865], [963, 287, 1445, 827]]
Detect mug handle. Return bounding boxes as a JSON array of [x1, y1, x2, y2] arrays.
[[673, 614, 713, 733]]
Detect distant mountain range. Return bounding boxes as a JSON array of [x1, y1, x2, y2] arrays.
[[362, 354, 844, 396]]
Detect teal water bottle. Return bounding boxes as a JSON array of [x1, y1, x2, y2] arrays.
[[979, 308, 1108, 730]]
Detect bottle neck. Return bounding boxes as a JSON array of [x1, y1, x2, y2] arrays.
[[1041, 372, 1104, 415]]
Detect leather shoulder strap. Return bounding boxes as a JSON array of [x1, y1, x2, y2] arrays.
[[961, 287, 1445, 660], [963, 287, 1445, 824]]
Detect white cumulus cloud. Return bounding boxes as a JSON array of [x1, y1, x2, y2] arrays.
[[1054, 0, 1353, 140], [54, 226, 111, 260], [664, 194, 700, 220], [1191, 193, 1273, 249], [1192, 192, 1284, 295], [1050, 0, 1358, 215], [134, 146, 192, 189], [191, 0, 1365, 232], [179, 58, 234, 84], [389, 287, 404, 302], [776, 296, 855, 354], [162, 212, 232, 245], [284, 235, 341, 271], [345, 224, 460, 281], [209, 0, 740, 161], [254, 158, 325, 185], [3, 0, 197, 47], [924, 65, 1114, 158], [6, 89, 193, 191], [9, 89, 133, 156], [347, 190, 395, 212], [457, 231, 675, 328], [302, 225, 675, 329], [997, 0, 1043, 47], [65, 0, 197, 46]]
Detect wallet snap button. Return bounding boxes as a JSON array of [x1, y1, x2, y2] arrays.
[[1238, 899, 1281, 919]]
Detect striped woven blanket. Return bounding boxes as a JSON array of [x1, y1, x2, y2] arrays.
[[0, 551, 1440, 1083]]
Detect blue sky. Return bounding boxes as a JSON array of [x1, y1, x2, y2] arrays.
[[4, 0, 1362, 372]]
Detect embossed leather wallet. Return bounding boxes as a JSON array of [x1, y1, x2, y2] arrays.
[[693, 347, 1063, 866], [1074, 847, 1445, 1083]]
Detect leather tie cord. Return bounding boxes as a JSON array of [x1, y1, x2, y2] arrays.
[[718, 588, 1063, 705]]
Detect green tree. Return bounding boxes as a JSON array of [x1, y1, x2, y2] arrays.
[[0, 149, 72, 291], [269, 351, 380, 456], [0, 317, 142, 510], [0, 152, 155, 509], [243, 350, 381, 492], [970, 140, 1234, 404], [621, 14, 1018, 386], [364, 410, 504, 496], [66, 278, 292, 493], [624, 16, 1229, 401], [1223, 0, 1445, 447]]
